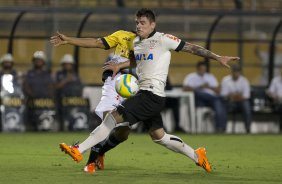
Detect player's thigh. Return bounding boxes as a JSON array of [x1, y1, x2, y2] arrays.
[[117, 90, 165, 124], [95, 92, 123, 120], [113, 126, 131, 141], [144, 113, 165, 140]]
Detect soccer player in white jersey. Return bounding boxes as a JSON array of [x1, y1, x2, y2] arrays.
[[59, 8, 240, 173]]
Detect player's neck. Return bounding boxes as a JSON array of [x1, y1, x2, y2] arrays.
[[140, 29, 156, 40]]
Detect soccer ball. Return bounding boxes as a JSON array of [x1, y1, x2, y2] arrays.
[[115, 74, 139, 98]]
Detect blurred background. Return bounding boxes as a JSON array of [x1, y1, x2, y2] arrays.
[[0, 0, 282, 133]]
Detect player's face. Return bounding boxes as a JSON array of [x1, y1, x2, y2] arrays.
[[135, 16, 156, 39]]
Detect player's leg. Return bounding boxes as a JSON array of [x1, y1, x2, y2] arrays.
[[146, 115, 197, 162], [59, 90, 165, 162], [146, 115, 211, 172], [78, 90, 158, 154], [97, 126, 130, 156], [84, 74, 131, 172], [59, 109, 124, 161], [85, 125, 130, 172], [79, 109, 124, 150]]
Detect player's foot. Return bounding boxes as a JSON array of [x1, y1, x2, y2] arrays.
[[96, 154, 105, 170], [84, 163, 96, 173], [195, 147, 212, 173], [59, 143, 83, 162]]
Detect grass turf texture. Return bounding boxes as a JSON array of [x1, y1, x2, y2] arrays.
[[0, 133, 281, 184]]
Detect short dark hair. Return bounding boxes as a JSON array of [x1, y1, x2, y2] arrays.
[[196, 61, 207, 68], [136, 8, 156, 22], [231, 64, 241, 72]]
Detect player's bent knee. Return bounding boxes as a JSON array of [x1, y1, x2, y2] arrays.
[[149, 127, 165, 140], [110, 110, 124, 123], [114, 126, 130, 141]]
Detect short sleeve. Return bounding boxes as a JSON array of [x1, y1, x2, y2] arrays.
[[207, 74, 218, 87], [268, 78, 276, 94], [242, 78, 250, 99], [183, 75, 190, 87], [101, 31, 122, 50], [183, 73, 197, 87], [220, 77, 229, 97], [161, 34, 185, 51]]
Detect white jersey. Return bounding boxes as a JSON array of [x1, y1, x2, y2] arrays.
[[268, 75, 282, 99], [220, 75, 250, 99], [183, 72, 219, 96], [133, 31, 184, 97]]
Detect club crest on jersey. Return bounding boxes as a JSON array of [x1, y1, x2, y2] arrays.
[[135, 53, 153, 61], [149, 40, 158, 49]]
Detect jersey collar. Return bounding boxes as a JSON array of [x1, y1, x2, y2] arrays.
[[148, 29, 156, 38], [137, 30, 156, 41]]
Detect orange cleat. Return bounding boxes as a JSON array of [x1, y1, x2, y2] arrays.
[[195, 147, 212, 173], [84, 163, 96, 173], [59, 143, 83, 163], [96, 155, 105, 170]]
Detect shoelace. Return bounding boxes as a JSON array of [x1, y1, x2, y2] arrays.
[[71, 141, 80, 148]]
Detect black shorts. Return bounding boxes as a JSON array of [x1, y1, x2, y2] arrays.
[[116, 90, 165, 130]]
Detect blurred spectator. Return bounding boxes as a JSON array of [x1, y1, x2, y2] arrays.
[[55, 54, 83, 97], [266, 74, 282, 132], [0, 53, 17, 78], [23, 51, 56, 131], [55, 54, 87, 131], [0, 53, 25, 132], [23, 51, 55, 98], [221, 64, 252, 133], [183, 61, 227, 132], [255, 37, 282, 85]]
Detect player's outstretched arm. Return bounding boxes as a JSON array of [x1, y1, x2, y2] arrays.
[[50, 31, 105, 49], [180, 42, 240, 68]]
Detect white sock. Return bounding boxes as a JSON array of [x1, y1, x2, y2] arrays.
[[154, 133, 198, 163], [78, 113, 116, 154]]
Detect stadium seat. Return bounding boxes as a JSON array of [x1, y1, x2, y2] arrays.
[[196, 107, 214, 133], [249, 86, 280, 133], [161, 109, 176, 133], [227, 107, 249, 134]]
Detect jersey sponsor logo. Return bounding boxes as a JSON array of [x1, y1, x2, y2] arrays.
[[123, 37, 131, 41], [164, 34, 180, 42], [135, 53, 153, 61]]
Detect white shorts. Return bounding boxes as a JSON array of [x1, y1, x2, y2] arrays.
[[95, 73, 124, 120]]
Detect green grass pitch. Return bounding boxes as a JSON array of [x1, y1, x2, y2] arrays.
[[0, 132, 281, 184]]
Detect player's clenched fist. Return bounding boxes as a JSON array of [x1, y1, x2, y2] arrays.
[[50, 31, 69, 47]]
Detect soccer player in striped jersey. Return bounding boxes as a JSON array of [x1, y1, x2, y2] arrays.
[[51, 30, 136, 173]]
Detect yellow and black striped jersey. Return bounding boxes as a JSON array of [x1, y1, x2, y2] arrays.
[[101, 30, 136, 59]]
